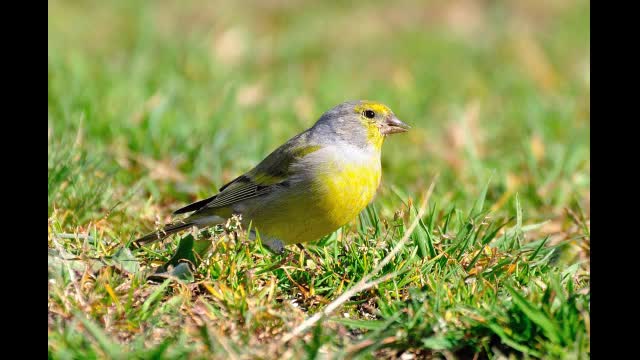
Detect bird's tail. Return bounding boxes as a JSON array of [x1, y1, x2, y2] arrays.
[[132, 222, 196, 248]]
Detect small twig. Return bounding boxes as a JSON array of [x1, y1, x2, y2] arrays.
[[280, 175, 438, 344], [282, 268, 311, 298]]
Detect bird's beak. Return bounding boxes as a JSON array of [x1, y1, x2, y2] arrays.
[[381, 115, 411, 135]]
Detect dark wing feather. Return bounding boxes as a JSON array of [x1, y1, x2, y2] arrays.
[[202, 180, 277, 209], [173, 130, 319, 214], [173, 194, 218, 215]]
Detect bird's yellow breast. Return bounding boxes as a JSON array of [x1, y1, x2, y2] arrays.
[[247, 151, 381, 245], [313, 161, 381, 229]]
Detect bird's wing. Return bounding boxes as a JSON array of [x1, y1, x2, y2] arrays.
[[173, 132, 322, 214]]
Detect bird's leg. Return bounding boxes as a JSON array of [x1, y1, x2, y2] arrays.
[[295, 243, 322, 267]]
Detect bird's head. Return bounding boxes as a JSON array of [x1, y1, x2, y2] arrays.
[[313, 100, 410, 150]]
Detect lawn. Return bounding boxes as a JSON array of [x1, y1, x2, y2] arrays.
[[48, 0, 590, 358]]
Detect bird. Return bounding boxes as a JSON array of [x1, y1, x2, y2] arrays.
[[133, 100, 410, 253]]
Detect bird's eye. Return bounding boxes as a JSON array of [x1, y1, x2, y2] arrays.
[[363, 110, 376, 119]]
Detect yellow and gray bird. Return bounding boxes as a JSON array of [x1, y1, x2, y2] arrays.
[[134, 100, 410, 252]]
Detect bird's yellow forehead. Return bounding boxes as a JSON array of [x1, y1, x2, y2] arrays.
[[353, 101, 391, 117]]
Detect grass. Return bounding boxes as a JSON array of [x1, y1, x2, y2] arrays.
[[48, 0, 590, 358]]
